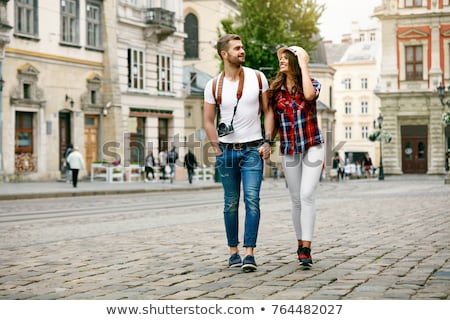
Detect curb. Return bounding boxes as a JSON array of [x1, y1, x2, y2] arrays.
[[0, 184, 222, 201]]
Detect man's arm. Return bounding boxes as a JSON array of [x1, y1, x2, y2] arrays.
[[203, 101, 222, 155]]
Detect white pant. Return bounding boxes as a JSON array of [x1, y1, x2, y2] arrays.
[[282, 145, 324, 242]]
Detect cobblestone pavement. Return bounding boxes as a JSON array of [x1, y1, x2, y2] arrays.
[[0, 175, 449, 300]]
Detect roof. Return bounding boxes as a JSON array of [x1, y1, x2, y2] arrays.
[[183, 66, 213, 96]]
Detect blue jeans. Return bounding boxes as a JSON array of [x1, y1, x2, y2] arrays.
[[215, 146, 263, 248]]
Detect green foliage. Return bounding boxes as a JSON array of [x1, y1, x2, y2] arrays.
[[221, 0, 325, 80]]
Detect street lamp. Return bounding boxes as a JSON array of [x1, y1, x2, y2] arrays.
[[374, 113, 384, 180]]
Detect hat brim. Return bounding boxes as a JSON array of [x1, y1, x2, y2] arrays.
[[277, 47, 295, 58]]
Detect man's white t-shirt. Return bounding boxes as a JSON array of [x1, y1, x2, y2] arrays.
[[204, 66, 269, 143]]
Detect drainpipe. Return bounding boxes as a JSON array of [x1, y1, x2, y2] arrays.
[[0, 62, 6, 182]]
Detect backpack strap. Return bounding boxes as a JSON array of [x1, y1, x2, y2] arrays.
[[255, 70, 262, 115]]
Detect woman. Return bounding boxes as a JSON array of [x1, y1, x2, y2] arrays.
[[268, 46, 324, 268]]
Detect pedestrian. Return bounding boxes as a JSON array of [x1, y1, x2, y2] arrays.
[[66, 146, 85, 188], [362, 152, 373, 178], [331, 152, 344, 181], [167, 146, 179, 184], [203, 33, 274, 272], [63, 143, 73, 183], [267, 45, 324, 269], [158, 149, 167, 181], [184, 149, 197, 184], [144, 150, 156, 182]]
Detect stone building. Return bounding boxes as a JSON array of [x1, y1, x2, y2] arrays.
[[0, 0, 185, 181], [374, 0, 450, 177]]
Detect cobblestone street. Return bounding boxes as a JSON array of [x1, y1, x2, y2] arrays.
[[0, 176, 449, 301]]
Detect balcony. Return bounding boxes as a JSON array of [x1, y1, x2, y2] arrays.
[[145, 8, 175, 41]]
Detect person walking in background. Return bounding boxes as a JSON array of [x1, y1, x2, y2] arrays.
[[268, 45, 324, 269], [184, 149, 197, 184], [158, 149, 167, 181], [203, 34, 274, 272], [332, 152, 344, 182], [63, 143, 73, 184], [362, 152, 373, 178], [66, 146, 85, 188], [167, 146, 179, 184], [144, 150, 156, 182]]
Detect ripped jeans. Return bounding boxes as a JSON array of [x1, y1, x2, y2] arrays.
[[215, 146, 263, 248]]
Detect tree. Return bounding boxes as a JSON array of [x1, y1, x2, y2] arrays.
[[221, 0, 325, 79]]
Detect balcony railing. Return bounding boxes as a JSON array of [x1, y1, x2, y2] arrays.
[[146, 8, 175, 31]]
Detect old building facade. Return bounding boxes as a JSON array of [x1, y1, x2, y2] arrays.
[[374, 0, 450, 176], [1, 0, 185, 181]]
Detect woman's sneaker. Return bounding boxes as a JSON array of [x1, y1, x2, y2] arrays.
[[298, 247, 313, 268], [242, 255, 257, 272], [228, 253, 242, 268]]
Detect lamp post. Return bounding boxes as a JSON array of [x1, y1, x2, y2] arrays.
[[374, 113, 384, 180], [436, 84, 450, 184]]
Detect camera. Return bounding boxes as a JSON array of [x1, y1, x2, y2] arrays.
[[217, 122, 234, 137]]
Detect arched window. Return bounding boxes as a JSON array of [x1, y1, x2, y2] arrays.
[[184, 13, 199, 59]]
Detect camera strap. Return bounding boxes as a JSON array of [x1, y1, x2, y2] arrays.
[[212, 68, 246, 127]]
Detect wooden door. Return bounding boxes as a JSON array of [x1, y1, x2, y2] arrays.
[[402, 137, 427, 173], [84, 115, 99, 171]]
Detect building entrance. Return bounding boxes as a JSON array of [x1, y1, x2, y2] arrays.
[[401, 126, 427, 174]]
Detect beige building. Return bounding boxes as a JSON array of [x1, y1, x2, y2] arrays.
[[374, 0, 450, 177], [325, 25, 382, 171], [0, 0, 185, 181]]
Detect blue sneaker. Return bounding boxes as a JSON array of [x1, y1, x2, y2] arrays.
[[228, 253, 242, 268], [242, 255, 257, 272]]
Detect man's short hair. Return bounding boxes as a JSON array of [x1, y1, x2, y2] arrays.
[[217, 34, 241, 60]]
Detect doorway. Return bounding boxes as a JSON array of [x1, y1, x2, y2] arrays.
[[59, 112, 72, 172], [401, 126, 427, 174]]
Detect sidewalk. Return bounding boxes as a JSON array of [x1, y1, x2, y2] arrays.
[[0, 179, 221, 201], [0, 173, 445, 201]]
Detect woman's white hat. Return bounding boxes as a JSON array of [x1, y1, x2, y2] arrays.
[[277, 46, 302, 58]]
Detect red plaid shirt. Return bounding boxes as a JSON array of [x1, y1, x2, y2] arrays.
[[274, 78, 324, 155]]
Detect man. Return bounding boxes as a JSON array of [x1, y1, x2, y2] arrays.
[[203, 34, 274, 272], [184, 149, 197, 184]]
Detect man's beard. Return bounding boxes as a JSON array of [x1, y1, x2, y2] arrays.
[[228, 55, 245, 67]]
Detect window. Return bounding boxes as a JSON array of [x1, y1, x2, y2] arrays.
[[128, 48, 145, 90], [370, 33, 376, 42], [405, 45, 423, 80], [15, 112, 34, 154], [345, 126, 352, 139], [362, 126, 369, 139], [86, 1, 102, 49], [15, 0, 38, 37], [345, 102, 352, 114], [344, 78, 351, 90], [184, 13, 199, 59], [405, 0, 422, 7], [361, 101, 368, 114], [361, 78, 368, 89], [359, 33, 365, 42], [23, 83, 31, 99], [157, 54, 172, 92], [61, 0, 79, 44]]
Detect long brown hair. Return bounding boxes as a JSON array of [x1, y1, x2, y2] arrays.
[[267, 50, 304, 111]]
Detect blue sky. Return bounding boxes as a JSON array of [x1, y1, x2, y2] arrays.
[[316, 0, 382, 43]]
